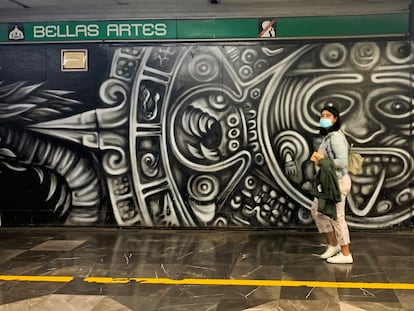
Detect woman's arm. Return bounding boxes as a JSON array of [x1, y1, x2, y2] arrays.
[[330, 132, 348, 169]]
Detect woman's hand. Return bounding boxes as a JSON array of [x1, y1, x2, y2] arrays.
[[310, 151, 324, 164]]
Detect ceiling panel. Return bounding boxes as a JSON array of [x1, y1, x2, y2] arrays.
[[0, 0, 410, 22]]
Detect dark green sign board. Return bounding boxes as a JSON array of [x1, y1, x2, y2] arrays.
[[277, 14, 409, 37], [177, 19, 259, 39], [0, 13, 409, 43]]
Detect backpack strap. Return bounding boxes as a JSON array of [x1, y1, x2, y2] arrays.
[[339, 130, 352, 149]]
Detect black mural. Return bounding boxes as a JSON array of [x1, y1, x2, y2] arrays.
[[0, 41, 413, 228]]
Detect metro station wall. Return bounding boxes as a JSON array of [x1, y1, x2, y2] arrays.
[[0, 40, 412, 229]]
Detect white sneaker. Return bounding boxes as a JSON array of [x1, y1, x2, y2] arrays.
[[327, 252, 353, 264], [319, 244, 340, 259]]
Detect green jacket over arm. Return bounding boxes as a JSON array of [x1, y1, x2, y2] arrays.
[[311, 157, 342, 219]]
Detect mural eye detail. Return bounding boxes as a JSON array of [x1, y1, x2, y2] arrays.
[[250, 88, 261, 99], [241, 49, 258, 64], [350, 42, 380, 70], [140, 153, 159, 178], [244, 175, 258, 191], [254, 59, 269, 72], [188, 174, 219, 202], [319, 43, 347, 68], [376, 96, 412, 119], [226, 113, 240, 127], [188, 54, 219, 82], [239, 65, 254, 80], [385, 42, 412, 64]]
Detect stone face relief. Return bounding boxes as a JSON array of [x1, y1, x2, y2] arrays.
[[0, 41, 413, 228]]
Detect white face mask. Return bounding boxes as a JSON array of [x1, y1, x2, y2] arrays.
[[320, 118, 333, 128]]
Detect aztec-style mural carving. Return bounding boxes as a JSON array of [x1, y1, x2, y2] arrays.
[[0, 41, 413, 228]]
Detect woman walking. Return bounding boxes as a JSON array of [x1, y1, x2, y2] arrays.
[[310, 105, 353, 264]]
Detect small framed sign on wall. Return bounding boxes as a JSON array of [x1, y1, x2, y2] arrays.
[[61, 49, 88, 71]]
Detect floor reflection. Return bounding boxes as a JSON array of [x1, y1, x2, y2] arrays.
[[0, 228, 412, 310]]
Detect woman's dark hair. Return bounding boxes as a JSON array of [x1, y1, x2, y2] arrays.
[[320, 105, 341, 135]]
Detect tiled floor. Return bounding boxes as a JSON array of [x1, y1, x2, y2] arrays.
[[0, 228, 413, 310]]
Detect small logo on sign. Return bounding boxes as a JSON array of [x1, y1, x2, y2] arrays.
[[259, 19, 276, 38], [8, 24, 24, 40]]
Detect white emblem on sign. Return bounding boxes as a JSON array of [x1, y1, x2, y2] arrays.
[[9, 25, 24, 40]]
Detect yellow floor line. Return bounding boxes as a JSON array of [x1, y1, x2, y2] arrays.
[[0, 275, 73, 282], [0, 275, 413, 290]]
